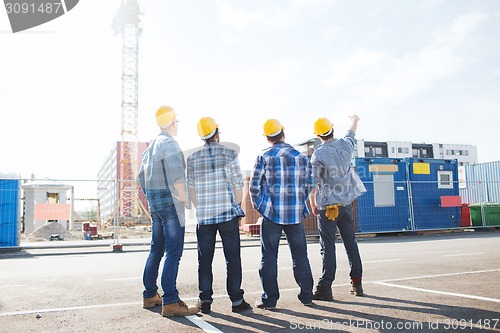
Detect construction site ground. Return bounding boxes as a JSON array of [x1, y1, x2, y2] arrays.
[[1, 229, 499, 333]]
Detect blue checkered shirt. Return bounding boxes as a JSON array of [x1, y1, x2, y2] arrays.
[[250, 142, 313, 225], [187, 142, 245, 225], [311, 130, 366, 208], [138, 132, 186, 213]]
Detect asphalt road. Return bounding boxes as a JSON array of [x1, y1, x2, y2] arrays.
[[1, 230, 499, 333]]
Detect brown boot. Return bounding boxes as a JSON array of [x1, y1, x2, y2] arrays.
[[162, 300, 200, 317], [143, 293, 162, 308]]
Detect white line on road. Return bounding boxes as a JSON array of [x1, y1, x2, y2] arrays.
[[104, 277, 141, 282], [376, 268, 500, 283], [0, 285, 28, 289], [2, 268, 499, 318], [243, 267, 292, 273], [364, 259, 402, 264], [374, 281, 500, 304], [0, 301, 142, 317], [443, 252, 485, 257], [187, 315, 223, 333]]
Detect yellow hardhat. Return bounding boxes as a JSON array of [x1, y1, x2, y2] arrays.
[[263, 119, 284, 137], [314, 117, 333, 136], [156, 106, 177, 128], [197, 117, 218, 139]]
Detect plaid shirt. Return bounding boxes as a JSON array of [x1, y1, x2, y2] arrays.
[[187, 142, 245, 225], [250, 142, 313, 225], [311, 130, 366, 208], [138, 132, 186, 213]]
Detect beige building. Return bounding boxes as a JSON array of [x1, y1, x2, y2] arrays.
[[22, 181, 74, 235]]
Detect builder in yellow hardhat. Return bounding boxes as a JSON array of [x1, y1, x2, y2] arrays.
[[250, 119, 314, 309], [309, 115, 367, 300], [138, 105, 199, 317], [186, 117, 251, 314]]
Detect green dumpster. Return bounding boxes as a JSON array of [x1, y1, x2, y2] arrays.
[[468, 203, 500, 226]]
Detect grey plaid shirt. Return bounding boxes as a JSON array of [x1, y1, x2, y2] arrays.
[[138, 132, 186, 213], [187, 142, 245, 225], [311, 130, 366, 208]]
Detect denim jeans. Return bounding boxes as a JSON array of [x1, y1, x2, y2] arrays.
[[143, 203, 185, 305], [316, 205, 363, 287], [259, 217, 313, 306], [197, 217, 244, 305]]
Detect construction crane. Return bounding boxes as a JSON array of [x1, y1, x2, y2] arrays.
[[112, 0, 148, 225]]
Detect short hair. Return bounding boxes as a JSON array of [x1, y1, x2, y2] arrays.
[[204, 128, 219, 143], [318, 131, 334, 141], [267, 131, 284, 144]]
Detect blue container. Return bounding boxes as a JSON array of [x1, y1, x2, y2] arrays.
[[0, 179, 19, 247], [355, 158, 411, 233], [407, 158, 460, 230]]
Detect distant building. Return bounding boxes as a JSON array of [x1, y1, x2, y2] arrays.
[[22, 181, 73, 235], [96, 141, 149, 224], [295, 139, 478, 166]]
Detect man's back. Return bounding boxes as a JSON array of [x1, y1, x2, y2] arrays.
[[250, 142, 312, 224], [311, 131, 365, 207], [139, 132, 185, 212], [187, 142, 244, 224]]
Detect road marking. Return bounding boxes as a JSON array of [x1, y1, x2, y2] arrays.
[[0, 301, 141, 317], [104, 277, 141, 282], [0, 284, 28, 289], [364, 259, 402, 264], [443, 252, 485, 257], [374, 282, 500, 304], [376, 268, 500, 283], [187, 315, 223, 333], [243, 267, 292, 273], [2, 269, 499, 318]]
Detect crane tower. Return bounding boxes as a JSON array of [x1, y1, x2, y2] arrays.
[[112, 0, 146, 224]]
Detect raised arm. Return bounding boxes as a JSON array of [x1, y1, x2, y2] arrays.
[[349, 114, 360, 134]]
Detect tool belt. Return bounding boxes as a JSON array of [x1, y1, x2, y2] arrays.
[[325, 204, 342, 221]]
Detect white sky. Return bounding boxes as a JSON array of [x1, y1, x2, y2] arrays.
[[1, 0, 500, 182]]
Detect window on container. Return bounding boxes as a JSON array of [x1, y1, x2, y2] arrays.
[[438, 171, 453, 189], [46, 192, 59, 204], [373, 174, 395, 207]]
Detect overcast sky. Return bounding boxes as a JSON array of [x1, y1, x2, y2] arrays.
[[1, 0, 499, 182]]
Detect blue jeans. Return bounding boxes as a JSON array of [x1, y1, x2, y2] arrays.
[[197, 217, 244, 305], [259, 217, 313, 306], [316, 205, 363, 287], [143, 203, 185, 305]]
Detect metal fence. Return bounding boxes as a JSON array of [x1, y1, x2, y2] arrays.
[[240, 179, 500, 237], [1, 170, 499, 247]]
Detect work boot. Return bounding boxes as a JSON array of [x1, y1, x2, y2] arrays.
[[254, 299, 276, 310], [162, 300, 200, 317], [312, 285, 333, 301], [143, 293, 162, 308], [232, 299, 252, 313], [350, 282, 364, 296], [197, 300, 211, 314]]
